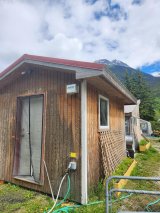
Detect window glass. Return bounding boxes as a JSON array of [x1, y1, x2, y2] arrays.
[[99, 96, 109, 128], [125, 117, 130, 135]]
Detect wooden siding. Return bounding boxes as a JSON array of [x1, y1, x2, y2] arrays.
[[87, 83, 126, 189], [0, 66, 81, 202]]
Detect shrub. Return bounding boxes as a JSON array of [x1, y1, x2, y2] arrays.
[[139, 139, 148, 146]]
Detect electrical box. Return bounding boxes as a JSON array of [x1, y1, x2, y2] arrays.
[[68, 162, 77, 170], [66, 84, 79, 94]]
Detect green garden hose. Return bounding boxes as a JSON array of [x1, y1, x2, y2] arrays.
[[46, 175, 134, 213], [145, 197, 160, 212], [52, 200, 104, 213], [55, 175, 71, 208], [45, 174, 104, 213]]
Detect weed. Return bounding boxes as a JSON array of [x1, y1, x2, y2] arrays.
[[139, 139, 148, 145], [89, 180, 105, 201], [112, 157, 134, 178]]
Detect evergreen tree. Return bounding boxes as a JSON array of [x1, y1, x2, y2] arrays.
[[124, 70, 155, 121]]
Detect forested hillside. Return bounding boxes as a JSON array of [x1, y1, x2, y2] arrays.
[[96, 59, 160, 130], [96, 59, 160, 97]]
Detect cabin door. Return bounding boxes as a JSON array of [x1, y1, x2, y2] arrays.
[[14, 95, 43, 183]]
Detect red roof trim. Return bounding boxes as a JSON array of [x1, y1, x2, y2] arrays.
[[0, 54, 26, 78], [0, 54, 104, 78]]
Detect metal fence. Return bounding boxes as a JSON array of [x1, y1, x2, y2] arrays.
[[106, 176, 160, 213]]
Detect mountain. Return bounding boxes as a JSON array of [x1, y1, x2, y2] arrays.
[[95, 59, 160, 97], [96, 59, 129, 67]]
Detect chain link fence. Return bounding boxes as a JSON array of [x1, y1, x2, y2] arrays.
[[106, 176, 160, 213]]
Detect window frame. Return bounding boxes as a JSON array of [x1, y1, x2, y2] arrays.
[[99, 95, 109, 129]]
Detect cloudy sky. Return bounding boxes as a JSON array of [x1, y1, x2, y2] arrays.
[[0, 0, 160, 76]]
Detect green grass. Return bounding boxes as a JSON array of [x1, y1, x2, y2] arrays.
[[0, 158, 133, 213], [1, 143, 160, 212], [75, 157, 135, 213], [0, 183, 53, 212], [112, 147, 160, 212], [112, 157, 134, 177], [132, 147, 160, 178], [77, 146, 160, 213]]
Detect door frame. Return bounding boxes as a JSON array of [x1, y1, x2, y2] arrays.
[[13, 92, 47, 185]]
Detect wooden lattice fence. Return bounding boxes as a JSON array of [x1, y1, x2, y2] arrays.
[[99, 130, 126, 176]]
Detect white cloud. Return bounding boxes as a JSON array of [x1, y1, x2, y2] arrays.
[[151, 72, 160, 77], [1, 0, 160, 71]]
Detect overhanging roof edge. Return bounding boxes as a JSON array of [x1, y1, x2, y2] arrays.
[[102, 67, 137, 104], [0, 54, 104, 80]]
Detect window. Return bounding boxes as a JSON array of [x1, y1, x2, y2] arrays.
[[125, 117, 131, 135], [99, 95, 109, 129], [13, 95, 44, 184]]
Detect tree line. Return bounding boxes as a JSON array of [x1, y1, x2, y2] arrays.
[[124, 70, 160, 130]]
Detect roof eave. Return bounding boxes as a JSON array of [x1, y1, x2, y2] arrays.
[[76, 67, 137, 104], [0, 57, 103, 81], [0, 55, 137, 105], [102, 67, 137, 104]]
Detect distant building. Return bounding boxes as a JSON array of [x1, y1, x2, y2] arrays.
[[140, 119, 153, 136], [124, 100, 143, 152]]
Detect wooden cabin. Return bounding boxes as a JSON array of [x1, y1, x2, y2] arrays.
[[0, 54, 136, 204]]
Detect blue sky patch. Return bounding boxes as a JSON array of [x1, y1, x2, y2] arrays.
[[85, 0, 98, 5], [141, 61, 160, 74], [94, 2, 128, 21]]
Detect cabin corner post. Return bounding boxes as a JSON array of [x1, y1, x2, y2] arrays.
[[81, 79, 88, 204]]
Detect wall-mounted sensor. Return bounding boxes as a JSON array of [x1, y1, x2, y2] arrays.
[[66, 84, 79, 94]]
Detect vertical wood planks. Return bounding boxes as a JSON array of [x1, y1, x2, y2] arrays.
[[87, 83, 126, 189], [0, 66, 81, 202]]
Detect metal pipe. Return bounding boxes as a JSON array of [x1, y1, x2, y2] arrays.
[[111, 188, 160, 195], [107, 176, 160, 181], [106, 177, 109, 213]]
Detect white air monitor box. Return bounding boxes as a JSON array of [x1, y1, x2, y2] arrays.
[[66, 84, 79, 94]]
